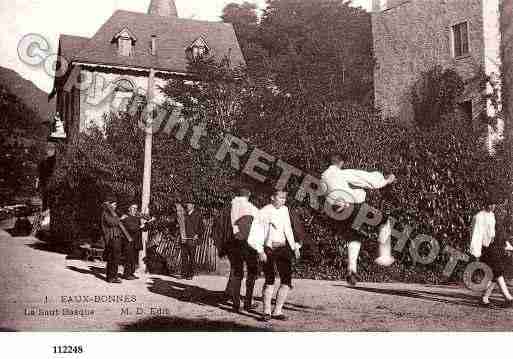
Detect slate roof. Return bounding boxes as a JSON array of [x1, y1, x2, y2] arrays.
[[65, 10, 245, 74], [59, 34, 90, 62]]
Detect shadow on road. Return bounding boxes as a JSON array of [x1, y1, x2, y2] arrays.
[[148, 277, 314, 319], [147, 277, 262, 320], [67, 265, 107, 282], [252, 295, 315, 313], [27, 241, 69, 255], [337, 285, 483, 308], [120, 315, 271, 332]]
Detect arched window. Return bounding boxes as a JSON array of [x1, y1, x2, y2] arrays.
[[111, 78, 135, 113]]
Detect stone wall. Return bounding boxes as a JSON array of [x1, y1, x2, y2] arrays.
[[372, 0, 485, 123], [501, 0, 513, 148]]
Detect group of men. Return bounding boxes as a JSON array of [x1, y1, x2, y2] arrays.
[[216, 188, 303, 321], [101, 199, 148, 283], [215, 153, 397, 321], [101, 199, 204, 283], [100, 153, 397, 320]]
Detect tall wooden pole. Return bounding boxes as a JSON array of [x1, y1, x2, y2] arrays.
[[139, 68, 156, 274]]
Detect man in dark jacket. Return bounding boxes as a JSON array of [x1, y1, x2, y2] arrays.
[[213, 204, 233, 301], [121, 204, 152, 280], [101, 197, 123, 283], [179, 202, 204, 280]]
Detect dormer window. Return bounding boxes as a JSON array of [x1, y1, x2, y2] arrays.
[[186, 37, 210, 60], [119, 37, 132, 56], [112, 28, 137, 57]]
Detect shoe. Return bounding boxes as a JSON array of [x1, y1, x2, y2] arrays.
[[243, 303, 259, 311], [346, 273, 357, 286], [223, 294, 232, 304], [107, 278, 122, 284], [232, 305, 241, 313], [261, 314, 272, 322], [272, 314, 287, 321], [124, 275, 138, 280], [479, 299, 492, 308], [186, 275, 194, 280]]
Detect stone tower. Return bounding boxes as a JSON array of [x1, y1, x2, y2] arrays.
[[148, 0, 178, 17]]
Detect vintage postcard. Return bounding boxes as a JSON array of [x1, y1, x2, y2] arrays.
[[1, 0, 513, 339]]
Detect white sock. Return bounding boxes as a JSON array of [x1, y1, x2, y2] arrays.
[[263, 284, 274, 315], [348, 241, 361, 273], [272, 284, 290, 316], [483, 281, 495, 303]]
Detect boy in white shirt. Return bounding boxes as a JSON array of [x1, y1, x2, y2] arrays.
[[321, 154, 396, 285], [248, 190, 301, 322]]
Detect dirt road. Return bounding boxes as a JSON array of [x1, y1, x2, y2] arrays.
[[1, 230, 512, 331]]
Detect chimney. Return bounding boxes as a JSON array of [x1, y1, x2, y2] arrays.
[[148, 0, 178, 17], [151, 35, 157, 55]]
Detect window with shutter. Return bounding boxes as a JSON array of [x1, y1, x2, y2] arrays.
[[452, 22, 470, 58]]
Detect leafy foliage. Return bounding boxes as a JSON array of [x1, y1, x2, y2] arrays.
[[238, 99, 508, 282], [410, 65, 465, 128], [0, 84, 47, 204], [49, 45, 509, 284], [221, 0, 374, 104]]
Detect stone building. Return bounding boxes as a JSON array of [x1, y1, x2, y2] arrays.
[[501, 0, 513, 146], [49, 0, 245, 142], [372, 0, 501, 127]]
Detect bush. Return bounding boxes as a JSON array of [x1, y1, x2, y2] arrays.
[[235, 100, 508, 283], [49, 59, 509, 284], [410, 65, 465, 129]]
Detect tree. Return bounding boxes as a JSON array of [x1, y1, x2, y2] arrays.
[[410, 65, 465, 129], [257, 0, 374, 103], [159, 56, 260, 206], [0, 84, 46, 204], [221, 0, 374, 104], [221, 2, 270, 78]]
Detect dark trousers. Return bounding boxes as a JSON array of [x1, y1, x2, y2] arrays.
[[123, 240, 139, 277], [263, 246, 293, 288], [105, 236, 122, 281], [227, 241, 258, 308], [181, 242, 196, 278], [40, 186, 50, 211]]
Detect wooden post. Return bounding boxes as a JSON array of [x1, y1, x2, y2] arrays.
[[139, 68, 156, 275]]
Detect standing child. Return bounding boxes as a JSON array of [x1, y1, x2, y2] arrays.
[[470, 196, 513, 307], [248, 190, 301, 322]]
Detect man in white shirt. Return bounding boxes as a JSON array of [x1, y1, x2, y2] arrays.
[[321, 154, 396, 286], [248, 190, 301, 322], [227, 188, 260, 312], [471, 197, 513, 307]]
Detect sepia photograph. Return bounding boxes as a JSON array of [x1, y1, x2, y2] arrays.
[[1, 0, 513, 339]]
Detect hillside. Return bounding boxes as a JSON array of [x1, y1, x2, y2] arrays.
[[0, 82, 49, 204], [0, 66, 55, 123]]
